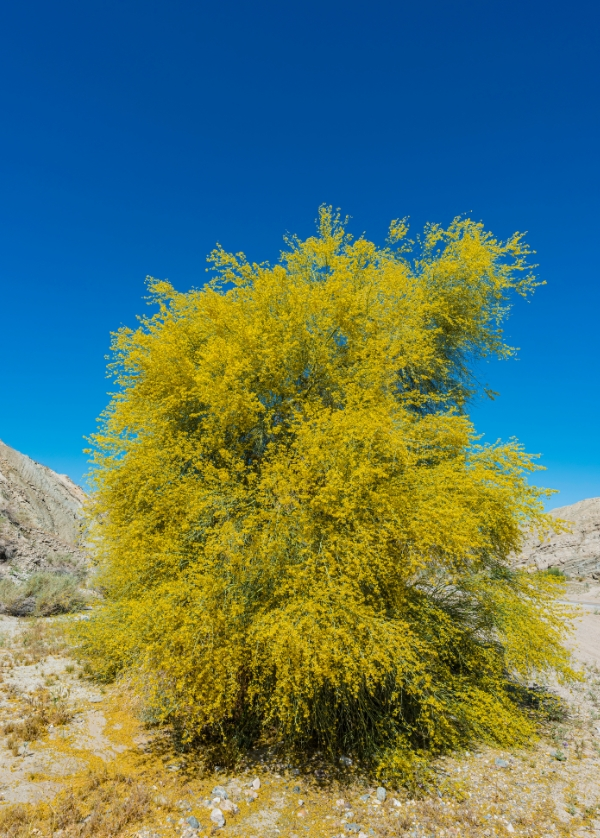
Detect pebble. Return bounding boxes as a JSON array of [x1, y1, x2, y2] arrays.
[[152, 794, 168, 806], [251, 777, 261, 790], [293, 785, 301, 793], [186, 816, 200, 829], [220, 799, 239, 814], [495, 758, 509, 768], [346, 823, 362, 833], [212, 785, 228, 799], [376, 786, 386, 802], [210, 808, 225, 828], [339, 755, 353, 766]]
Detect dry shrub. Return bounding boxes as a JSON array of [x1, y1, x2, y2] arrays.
[[3, 617, 71, 667], [0, 803, 38, 838], [2, 689, 72, 755], [50, 772, 151, 838], [0, 572, 86, 618], [0, 769, 151, 838]]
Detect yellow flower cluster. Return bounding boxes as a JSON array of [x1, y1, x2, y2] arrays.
[[80, 207, 574, 773]]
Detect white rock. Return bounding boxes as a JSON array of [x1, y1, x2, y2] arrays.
[[210, 808, 225, 828], [251, 777, 261, 790]]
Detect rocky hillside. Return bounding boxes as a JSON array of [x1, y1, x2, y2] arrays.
[[517, 496, 600, 579], [0, 439, 86, 578]]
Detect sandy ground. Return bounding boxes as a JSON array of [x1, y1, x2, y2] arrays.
[[572, 611, 600, 668], [0, 596, 599, 838], [565, 583, 600, 608]]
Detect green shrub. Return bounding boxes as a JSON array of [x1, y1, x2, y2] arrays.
[[0, 572, 86, 617]]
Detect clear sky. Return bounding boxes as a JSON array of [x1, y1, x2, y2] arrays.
[[1, 0, 598, 508]]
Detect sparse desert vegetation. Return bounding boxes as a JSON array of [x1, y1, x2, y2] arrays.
[[0, 572, 86, 618], [0, 606, 599, 837]]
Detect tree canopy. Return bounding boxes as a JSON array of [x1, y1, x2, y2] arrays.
[[81, 208, 573, 778]]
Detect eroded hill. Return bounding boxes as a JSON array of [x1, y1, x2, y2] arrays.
[[0, 440, 86, 579]]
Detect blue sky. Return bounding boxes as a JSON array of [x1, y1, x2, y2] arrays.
[[0, 0, 598, 508]]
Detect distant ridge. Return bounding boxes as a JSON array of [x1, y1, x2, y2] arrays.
[[517, 497, 600, 580], [0, 439, 86, 577]]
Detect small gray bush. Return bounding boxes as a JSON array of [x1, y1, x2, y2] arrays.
[[0, 572, 86, 617]]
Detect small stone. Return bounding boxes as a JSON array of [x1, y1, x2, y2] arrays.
[[210, 808, 225, 828], [298, 799, 304, 807], [358, 833, 368, 838], [506, 824, 515, 834], [186, 816, 200, 829], [376, 786, 386, 802], [212, 785, 228, 799], [360, 794, 370, 802], [392, 798, 402, 807], [495, 758, 509, 768], [245, 790, 258, 801], [251, 777, 261, 790], [339, 755, 353, 766], [220, 799, 239, 814], [296, 809, 307, 818], [346, 824, 362, 833], [293, 785, 301, 793]]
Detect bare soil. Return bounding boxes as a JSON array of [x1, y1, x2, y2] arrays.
[[0, 587, 599, 838]]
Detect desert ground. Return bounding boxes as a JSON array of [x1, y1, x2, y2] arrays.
[[0, 585, 599, 838]]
